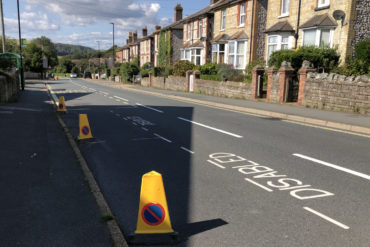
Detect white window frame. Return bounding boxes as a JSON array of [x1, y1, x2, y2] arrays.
[[302, 28, 334, 48], [187, 23, 191, 41], [266, 33, 293, 62], [239, 2, 246, 27], [227, 40, 247, 70], [182, 48, 203, 65], [221, 9, 226, 30], [280, 0, 290, 17], [199, 20, 202, 38], [318, 0, 330, 8], [212, 43, 226, 64]]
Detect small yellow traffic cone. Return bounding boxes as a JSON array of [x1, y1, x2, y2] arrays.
[[77, 114, 93, 140], [57, 96, 67, 112], [129, 171, 178, 244]]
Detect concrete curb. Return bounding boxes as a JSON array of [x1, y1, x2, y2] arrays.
[[45, 81, 128, 247], [84, 79, 370, 136]]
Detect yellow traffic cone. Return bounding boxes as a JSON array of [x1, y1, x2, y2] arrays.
[[129, 171, 178, 244], [57, 96, 67, 112], [77, 114, 93, 140]]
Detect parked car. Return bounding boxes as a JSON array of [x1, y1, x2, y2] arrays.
[[83, 72, 92, 79], [70, 73, 77, 78]]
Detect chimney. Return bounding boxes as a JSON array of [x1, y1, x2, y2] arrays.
[[174, 4, 183, 22], [142, 26, 148, 37], [128, 32, 133, 43], [126, 39, 129, 44], [210, 0, 219, 4], [155, 25, 161, 31], [133, 31, 138, 42]]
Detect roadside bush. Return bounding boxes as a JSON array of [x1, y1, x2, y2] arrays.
[[120, 62, 139, 82], [200, 74, 221, 81], [216, 63, 244, 81], [173, 60, 195, 77], [245, 60, 265, 82], [194, 63, 218, 75], [111, 66, 120, 76], [354, 38, 370, 63], [268, 46, 340, 72], [140, 62, 153, 77]]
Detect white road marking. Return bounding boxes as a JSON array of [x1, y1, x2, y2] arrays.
[[207, 159, 226, 169], [153, 133, 172, 143], [181, 147, 194, 154], [136, 103, 163, 113], [100, 91, 109, 95], [141, 127, 149, 131], [303, 207, 349, 230], [133, 122, 138, 126], [114, 96, 129, 102], [293, 153, 370, 181], [178, 117, 243, 138], [123, 117, 128, 120], [115, 114, 121, 117], [245, 178, 273, 192], [0, 111, 13, 114]]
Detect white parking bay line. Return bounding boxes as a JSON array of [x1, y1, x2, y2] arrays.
[[136, 103, 163, 113], [245, 178, 273, 192], [207, 160, 225, 169], [293, 153, 370, 181], [114, 96, 129, 102], [153, 133, 172, 143], [180, 146, 194, 154], [178, 117, 243, 138], [303, 207, 349, 230]]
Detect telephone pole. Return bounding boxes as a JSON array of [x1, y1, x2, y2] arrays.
[[0, 0, 6, 52]]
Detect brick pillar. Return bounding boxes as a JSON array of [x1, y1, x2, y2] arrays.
[[278, 62, 295, 103], [185, 70, 192, 92], [251, 65, 265, 99], [148, 72, 152, 87], [298, 61, 316, 106], [266, 66, 277, 101]]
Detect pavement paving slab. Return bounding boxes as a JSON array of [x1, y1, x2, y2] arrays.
[[0, 81, 113, 247]]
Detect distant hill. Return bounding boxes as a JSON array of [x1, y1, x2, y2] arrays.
[[55, 43, 95, 56]]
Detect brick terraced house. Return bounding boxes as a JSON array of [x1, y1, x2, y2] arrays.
[[139, 27, 154, 66], [265, 0, 369, 63]]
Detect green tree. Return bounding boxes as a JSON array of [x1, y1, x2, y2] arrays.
[[32, 36, 58, 68], [0, 37, 19, 53], [56, 57, 73, 73], [23, 43, 43, 72]]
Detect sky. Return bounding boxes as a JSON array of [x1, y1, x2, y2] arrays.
[[2, 0, 209, 50]]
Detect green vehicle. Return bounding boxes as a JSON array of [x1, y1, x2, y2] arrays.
[[0, 52, 25, 90]]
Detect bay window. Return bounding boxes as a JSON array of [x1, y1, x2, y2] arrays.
[[303, 28, 333, 47], [228, 41, 246, 69], [267, 34, 292, 61]]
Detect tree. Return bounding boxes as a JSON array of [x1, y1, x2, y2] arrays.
[[56, 57, 73, 73], [32, 36, 58, 68], [23, 43, 43, 72], [0, 37, 20, 53]]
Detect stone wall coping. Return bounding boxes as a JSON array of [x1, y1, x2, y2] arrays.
[[307, 72, 370, 83], [197, 78, 251, 87]]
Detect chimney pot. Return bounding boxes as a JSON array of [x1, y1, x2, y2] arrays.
[[174, 4, 183, 22], [133, 31, 138, 42], [155, 25, 161, 31], [142, 26, 148, 37]]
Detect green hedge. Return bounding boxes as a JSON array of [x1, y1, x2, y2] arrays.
[[268, 46, 340, 72], [173, 60, 195, 77], [120, 62, 139, 82], [200, 74, 221, 81]]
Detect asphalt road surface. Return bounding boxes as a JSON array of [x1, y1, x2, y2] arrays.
[[47, 78, 370, 247]]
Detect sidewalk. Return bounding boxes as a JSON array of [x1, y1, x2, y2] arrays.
[[85, 78, 370, 134], [0, 81, 113, 247]]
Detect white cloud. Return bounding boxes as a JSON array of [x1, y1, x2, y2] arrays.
[[5, 11, 59, 33]]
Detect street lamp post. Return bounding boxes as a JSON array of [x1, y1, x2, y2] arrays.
[[110, 22, 114, 66], [17, 0, 24, 90], [96, 40, 101, 75], [0, 0, 6, 52]]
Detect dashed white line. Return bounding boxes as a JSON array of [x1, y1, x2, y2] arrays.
[[115, 114, 121, 117], [180, 147, 194, 154], [303, 207, 350, 230], [123, 117, 128, 120], [136, 103, 163, 113], [89, 88, 96, 91], [114, 96, 129, 102], [178, 117, 243, 138], [141, 127, 149, 131], [293, 153, 370, 181], [245, 178, 273, 192], [153, 133, 172, 143], [100, 91, 109, 95], [133, 122, 138, 126], [207, 159, 226, 169]]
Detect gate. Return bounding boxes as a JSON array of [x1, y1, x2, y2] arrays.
[[189, 74, 194, 92]]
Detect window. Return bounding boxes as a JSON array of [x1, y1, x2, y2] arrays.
[[318, 0, 329, 8], [191, 49, 202, 65], [221, 9, 226, 30], [187, 23, 191, 40], [181, 50, 185, 60], [228, 41, 246, 69], [199, 20, 202, 38], [280, 0, 289, 16], [212, 43, 225, 64], [239, 2, 246, 26], [303, 28, 333, 47], [267, 34, 292, 61]]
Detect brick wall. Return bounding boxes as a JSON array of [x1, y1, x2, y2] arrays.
[[302, 73, 370, 114], [268, 72, 280, 103], [195, 79, 252, 99]]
